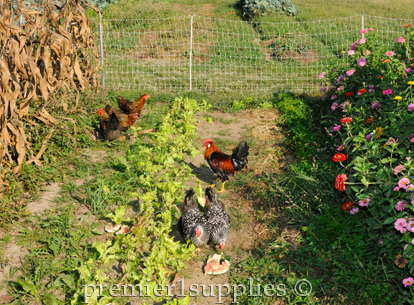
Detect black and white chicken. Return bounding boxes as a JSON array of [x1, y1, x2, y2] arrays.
[[204, 187, 231, 253], [181, 189, 210, 248]]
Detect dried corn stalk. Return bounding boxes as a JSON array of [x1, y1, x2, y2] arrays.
[[0, 0, 100, 176]]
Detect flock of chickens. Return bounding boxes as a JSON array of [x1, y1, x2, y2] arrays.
[[97, 95, 250, 267], [97, 93, 150, 141]]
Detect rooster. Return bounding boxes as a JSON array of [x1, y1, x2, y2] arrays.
[[97, 108, 122, 141], [118, 94, 150, 116], [204, 187, 231, 253], [203, 138, 249, 193], [181, 189, 210, 248], [105, 104, 138, 131]]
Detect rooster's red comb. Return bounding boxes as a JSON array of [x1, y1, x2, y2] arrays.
[[203, 138, 214, 146]]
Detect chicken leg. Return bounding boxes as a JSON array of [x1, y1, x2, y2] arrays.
[[216, 181, 226, 193], [209, 177, 220, 188]]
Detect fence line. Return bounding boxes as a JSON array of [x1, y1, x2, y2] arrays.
[[94, 14, 413, 94]]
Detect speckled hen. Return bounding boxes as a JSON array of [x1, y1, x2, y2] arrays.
[[204, 187, 231, 253], [181, 189, 210, 248]]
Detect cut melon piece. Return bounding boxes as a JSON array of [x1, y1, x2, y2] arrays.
[[197, 197, 206, 207], [205, 254, 230, 275], [115, 225, 131, 235], [105, 224, 121, 233]]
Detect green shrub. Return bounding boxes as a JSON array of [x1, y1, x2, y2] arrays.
[[240, 0, 298, 20]]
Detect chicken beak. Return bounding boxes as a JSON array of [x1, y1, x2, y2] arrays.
[[219, 242, 225, 250]]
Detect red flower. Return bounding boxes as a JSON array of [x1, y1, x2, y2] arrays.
[[358, 88, 367, 94], [383, 59, 390, 63], [340, 117, 353, 124], [345, 92, 353, 97], [333, 153, 347, 162], [366, 117, 374, 123], [404, 24, 412, 28], [335, 174, 348, 191], [378, 75, 385, 79], [342, 201, 354, 212]]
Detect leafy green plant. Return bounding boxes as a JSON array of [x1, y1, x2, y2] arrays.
[[240, 0, 298, 20]]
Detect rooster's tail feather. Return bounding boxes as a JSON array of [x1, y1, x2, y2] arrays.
[[231, 141, 249, 171]]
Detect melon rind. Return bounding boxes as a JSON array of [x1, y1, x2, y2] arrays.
[[205, 254, 230, 275], [197, 197, 206, 207], [104, 224, 121, 233], [115, 225, 131, 235]]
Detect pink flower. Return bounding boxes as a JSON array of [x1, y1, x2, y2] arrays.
[[399, 178, 411, 189], [371, 101, 380, 109], [406, 157, 411, 161], [368, 89, 375, 93], [403, 277, 414, 287], [346, 69, 355, 76], [351, 44, 357, 50], [341, 101, 350, 109], [393, 164, 404, 175], [407, 220, 414, 232], [385, 51, 395, 56], [383, 89, 392, 95], [363, 50, 371, 56], [368, 28, 374, 31], [337, 86, 344, 91], [394, 186, 400, 191], [337, 75, 345, 84], [407, 68, 412, 73], [347, 50, 355, 55], [318, 72, 326, 79], [408, 104, 414, 111], [320, 87, 326, 92], [411, 138, 414, 143], [332, 125, 341, 131], [369, 85, 374, 89], [331, 102, 339, 111], [350, 208, 359, 215], [321, 94, 327, 101], [360, 29, 368, 34], [359, 198, 370, 207], [396, 200, 408, 211], [357, 57, 367, 67], [395, 218, 407, 233], [331, 95, 337, 100], [398, 36, 406, 43], [411, 238, 414, 245], [378, 239, 383, 245], [359, 38, 367, 44]]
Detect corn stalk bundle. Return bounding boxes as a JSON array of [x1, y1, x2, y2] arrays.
[[0, 0, 100, 178]]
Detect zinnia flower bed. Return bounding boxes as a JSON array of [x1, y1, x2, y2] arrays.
[[318, 25, 414, 294]]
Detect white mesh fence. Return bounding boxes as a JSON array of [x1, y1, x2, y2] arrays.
[[94, 15, 414, 93]]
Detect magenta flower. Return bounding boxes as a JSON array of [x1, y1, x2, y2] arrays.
[[337, 86, 344, 91], [337, 144, 345, 151], [369, 28, 374, 31], [350, 208, 359, 215], [359, 198, 370, 207], [368, 89, 375, 93], [408, 104, 414, 111], [346, 69, 355, 76], [347, 50, 355, 55], [350, 44, 357, 50], [383, 89, 392, 95], [403, 278, 414, 287], [395, 218, 407, 233], [396, 201, 408, 211], [394, 186, 400, 191], [365, 133, 374, 141], [407, 68, 412, 73], [331, 102, 339, 111], [371, 101, 380, 109], [320, 87, 326, 92], [411, 138, 414, 143], [378, 239, 383, 245], [398, 177, 411, 189], [332, 68, 337, 72], [321, 94, 327, 101], [332, 125, 341, 131], [357, 57, 367, 67], [398, 36, 406, 43], [385, 51, 395, 56], [337, 75, 345, 84], [331, 95, 338, 100], [369, 85, 374, 89], [394, 165, 404, 175], [360, 29, 368, 34], [318, 72, 326, 79], [359, 38, 367, 44]]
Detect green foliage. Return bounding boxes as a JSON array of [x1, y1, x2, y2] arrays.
[[240, 0, 298, 20]]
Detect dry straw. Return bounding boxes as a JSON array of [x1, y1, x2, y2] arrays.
[[0, 0, 100, 179]]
